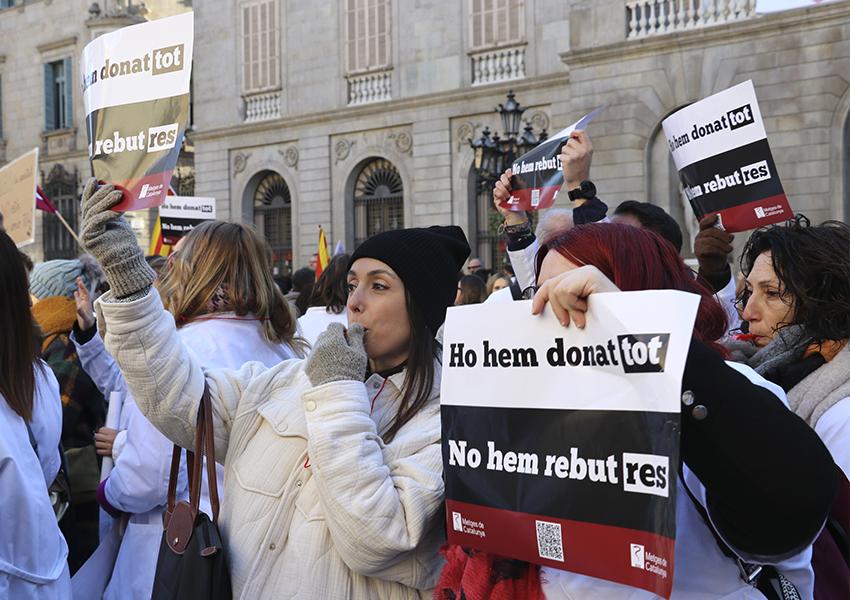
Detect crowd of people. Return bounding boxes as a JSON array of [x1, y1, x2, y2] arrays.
[[0, 128, 847, 600]]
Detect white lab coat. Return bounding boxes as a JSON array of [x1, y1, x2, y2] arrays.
[[72, 330, 188, 600], [0, 363, 71, 599], [297, 306, 348, 349]]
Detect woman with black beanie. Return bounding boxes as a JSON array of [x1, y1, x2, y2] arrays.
[[77, 178, 470, 600]]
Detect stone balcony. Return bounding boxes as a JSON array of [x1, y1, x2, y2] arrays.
[[626, 0, 756, 38], [470, 44, 526, 86], [244, 90, 282, 123], [347, 69, 393, 106]]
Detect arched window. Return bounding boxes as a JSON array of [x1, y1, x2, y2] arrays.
[[253, 171, 292, 274], [352, 158, 403, 247]]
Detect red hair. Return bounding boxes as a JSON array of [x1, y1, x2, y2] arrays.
[[536, 223, 728, 356]]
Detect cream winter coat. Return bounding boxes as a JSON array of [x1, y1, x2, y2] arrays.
[[95, 288, 445, 600]]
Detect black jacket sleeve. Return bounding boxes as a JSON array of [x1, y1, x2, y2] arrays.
[[573, 196, 608, 225], [680, 338, 837, 559]]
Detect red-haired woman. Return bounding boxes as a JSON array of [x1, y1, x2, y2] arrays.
[[437, 223, 836, 600]]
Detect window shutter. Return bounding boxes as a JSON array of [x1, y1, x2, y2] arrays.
[[469, 0, 524, 50], [63, 57, 73, 129], [241, 0, 281, 94], [345, 0, 390, 74], [43, 63, 56, 131]]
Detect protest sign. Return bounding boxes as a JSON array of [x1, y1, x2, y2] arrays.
[[81, 12, 193, 212], [756, 0, 840, 12], [0, 148, 39, 247], [662, 80, 792, 232], [441, 291, 699, 598], [505, 107, 603, 212], [159, 196, 216, 245]]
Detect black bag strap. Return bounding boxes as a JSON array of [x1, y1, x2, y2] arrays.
[[680, 468, 800, 600]]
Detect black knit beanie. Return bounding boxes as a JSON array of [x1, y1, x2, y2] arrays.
[[349, 226, 470, 336]]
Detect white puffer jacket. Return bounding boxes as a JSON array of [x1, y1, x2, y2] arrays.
[[95, 288, 445, 600]]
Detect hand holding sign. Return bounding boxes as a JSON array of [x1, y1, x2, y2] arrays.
[[531, 265, 620, 329], [694, 214, 734, 277], [558, 130, 594, 194], [79, 178, 156, 299], [492, 169, 529, 227]]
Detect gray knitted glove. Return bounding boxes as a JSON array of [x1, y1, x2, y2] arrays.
[[305, 323, 368, 387], [79, 178, 156, 298]]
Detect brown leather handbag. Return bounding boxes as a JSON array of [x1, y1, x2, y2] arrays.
[[151, 384, 232, 600]]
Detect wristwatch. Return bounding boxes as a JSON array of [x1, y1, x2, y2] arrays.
[[568, 180, 597, 202]]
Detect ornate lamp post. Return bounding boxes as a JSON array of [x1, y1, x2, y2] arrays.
[[468, 91, 547, 268]]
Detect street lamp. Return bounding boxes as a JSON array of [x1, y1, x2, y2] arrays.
[[468, 90, 548, 270], [469, 90, 547, 192], [497, 90, 525, 138]]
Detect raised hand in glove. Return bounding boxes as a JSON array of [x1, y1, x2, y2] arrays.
[[305, 323, 368, 387], [79, 178, 156, 299], [694, 213, 734, 292]]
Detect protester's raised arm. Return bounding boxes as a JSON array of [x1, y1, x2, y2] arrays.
[[81, 178, 263, 459]]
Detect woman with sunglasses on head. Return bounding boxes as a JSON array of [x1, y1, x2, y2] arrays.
[[78, 179, 470, 599], [438, 222, 835, 600]]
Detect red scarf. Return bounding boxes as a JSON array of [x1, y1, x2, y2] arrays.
[[434, 545, 545, 600]]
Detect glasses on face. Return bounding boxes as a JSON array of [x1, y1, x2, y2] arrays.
[[735, 288, 751, 311]]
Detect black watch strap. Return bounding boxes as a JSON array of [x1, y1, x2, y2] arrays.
[[568, 180, 596, 202]]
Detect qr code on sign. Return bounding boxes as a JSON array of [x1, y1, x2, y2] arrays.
[[535, 520, 564, 562]]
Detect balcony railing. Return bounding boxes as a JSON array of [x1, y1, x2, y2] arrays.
[[244, 90, 281, 123], [626, 0, 756, 38], [347, 70, 392, 106], [470, 45, 526, 86]]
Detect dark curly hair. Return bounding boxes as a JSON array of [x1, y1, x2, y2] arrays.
[[740, 215, 850, 345]]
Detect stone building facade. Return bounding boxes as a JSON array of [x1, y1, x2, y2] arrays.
[[0, 0, 190, 263], [192, 0, 849, 273]]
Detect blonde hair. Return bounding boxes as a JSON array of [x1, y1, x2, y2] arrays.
[[158, 221, 306, 355], [486, 272, 511, 296]]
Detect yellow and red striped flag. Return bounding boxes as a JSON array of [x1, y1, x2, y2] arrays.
[[316, 226, 330, 278], [148, 216, 172, 257]]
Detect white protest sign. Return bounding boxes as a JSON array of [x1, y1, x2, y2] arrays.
[[662, 80, 792, 232], [158, 196, 216, 245], [441, 291, 699, 598], [81, 12, 193, 212], [0, 148, 39, 247]]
